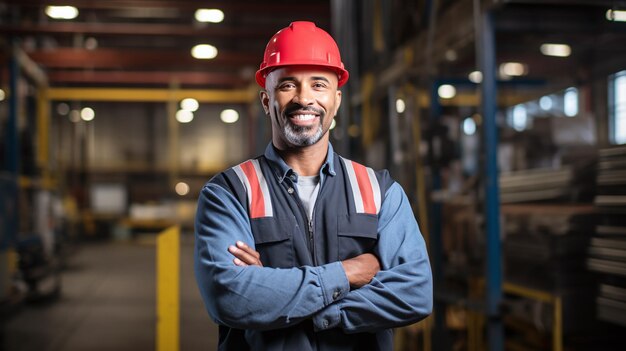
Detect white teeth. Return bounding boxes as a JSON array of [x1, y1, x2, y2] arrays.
[[292, 114, 316, 121]]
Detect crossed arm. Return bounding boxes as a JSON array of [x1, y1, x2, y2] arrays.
[[228, 241, 380, 289]]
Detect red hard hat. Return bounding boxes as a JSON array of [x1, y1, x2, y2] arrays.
[[255, 21, 349, 88]]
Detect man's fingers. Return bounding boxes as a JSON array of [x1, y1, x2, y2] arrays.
[[236, 241, 261, 259], [228, 244, 263, 266], [233, 258, 248, 266]]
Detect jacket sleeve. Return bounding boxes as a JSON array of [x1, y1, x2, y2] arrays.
[[194, 182, 350, 331], [311, 182, 433, 333]]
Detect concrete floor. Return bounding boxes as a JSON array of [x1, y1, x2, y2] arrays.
[[3, 234, 218, 351]]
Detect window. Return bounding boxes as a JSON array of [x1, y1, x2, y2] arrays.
[[564, 87, 578, 117], [504, 86, 579, 132], [610, 70, 626, 144]]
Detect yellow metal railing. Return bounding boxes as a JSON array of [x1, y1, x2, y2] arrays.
[[503, 282, 563, 351], [156, 226, 180, 351]]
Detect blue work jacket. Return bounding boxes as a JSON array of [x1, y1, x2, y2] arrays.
[[194, 143, 432, 351]]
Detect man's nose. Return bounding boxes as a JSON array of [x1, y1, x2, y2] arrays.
[[293, 87, 314, 105]]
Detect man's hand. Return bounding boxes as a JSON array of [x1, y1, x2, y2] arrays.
[[228, 241, 263, 267], [341, 253, 380, 289]]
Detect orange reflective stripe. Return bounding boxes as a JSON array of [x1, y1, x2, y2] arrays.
[[351, 161, 377, 215], [233, 160, 273, 218], [341, 157, 381, 215]]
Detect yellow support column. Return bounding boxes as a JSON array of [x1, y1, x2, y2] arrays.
[[156, 226, 180, 351], [553, 297, 563, 351]]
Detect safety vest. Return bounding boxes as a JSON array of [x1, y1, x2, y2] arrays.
[[209, 152, 394, 351], [211, 153, 392, 268]]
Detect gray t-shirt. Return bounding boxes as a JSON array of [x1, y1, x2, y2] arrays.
[[296, 175, 320, 221]]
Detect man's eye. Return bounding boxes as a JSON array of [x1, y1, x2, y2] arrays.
[[279, 83, 295, 89], [313, 82, 327, 88]]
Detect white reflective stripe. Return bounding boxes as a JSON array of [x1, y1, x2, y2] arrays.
[[366, 167, 382, 214], [232, 164, 253, 210], [250, 159, 273, 217], [341, 157, 365, 213]]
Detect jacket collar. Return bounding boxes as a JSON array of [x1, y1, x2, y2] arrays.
[[264, 142, 337, 183]]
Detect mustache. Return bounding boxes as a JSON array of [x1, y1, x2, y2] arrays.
[[284, 104, 324, 117]]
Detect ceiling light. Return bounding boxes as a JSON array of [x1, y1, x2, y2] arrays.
[[84, 37, 98, 50], [195, 9, 224, 23], [540, 43, 571, 57], [606, 9, 626, 22], [499, 62, 528, 77], [438, 84, 456, 99], [0, 89, 5, 101], [180, 98, 199, 112], [175, 182, 190, 196], [396, 98, 406, 113], [564, 87, 578, 117], [444, 49, 457, 62], [512, 105, 527, 131], [176, 109, 194, 123], [69, 110, 81, 123], [80, 107, 95, 121], [539, 96, 553, 110], [220, 109, 239, 124], [56, 103, 69, 115], [191, 44, 218, 59], [468, 71, 483, 83], [45, 6, 79, 20]]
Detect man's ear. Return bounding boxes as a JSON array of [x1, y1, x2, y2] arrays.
[[334, 90, 342, 115], [259, 90, 270, 115]]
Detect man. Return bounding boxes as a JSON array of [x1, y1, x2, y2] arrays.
[[195, 21, 432, 351]]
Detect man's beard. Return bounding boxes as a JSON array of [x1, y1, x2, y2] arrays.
[[283, 121, 324, 146], [281, 104, 326, 146]]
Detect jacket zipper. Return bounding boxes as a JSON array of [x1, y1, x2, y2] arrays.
[[295, 198, 316, 266], [289, 180, 322, 266], [309, 178, 326, 266]]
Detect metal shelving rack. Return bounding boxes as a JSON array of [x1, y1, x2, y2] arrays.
[[588, 145, 626, 327]]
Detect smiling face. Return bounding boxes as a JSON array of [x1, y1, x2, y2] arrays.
[[260, 66, 342, 149]]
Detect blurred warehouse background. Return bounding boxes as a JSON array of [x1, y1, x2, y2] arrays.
[[1, 0, 626, 350]]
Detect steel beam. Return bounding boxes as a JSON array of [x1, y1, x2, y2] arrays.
[[0, 23, 278, 38], [45, 87, 256, 103], [27, 48, 258, 69], [5, 0, 330, 13], [46, 70, 246, 87]]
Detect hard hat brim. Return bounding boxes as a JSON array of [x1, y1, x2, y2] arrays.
[[255, 64, 349, 88]]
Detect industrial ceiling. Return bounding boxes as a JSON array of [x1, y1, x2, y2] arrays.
[[0, 0, 625, 97], [0, 0, 331, 89]]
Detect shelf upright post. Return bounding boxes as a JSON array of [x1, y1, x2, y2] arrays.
[[476, 8, 504, 351]]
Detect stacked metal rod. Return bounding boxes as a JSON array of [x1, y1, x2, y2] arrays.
[[588, 145, 626, 327], [499, 161, 599, 336], [501, 204, 597, 334]]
